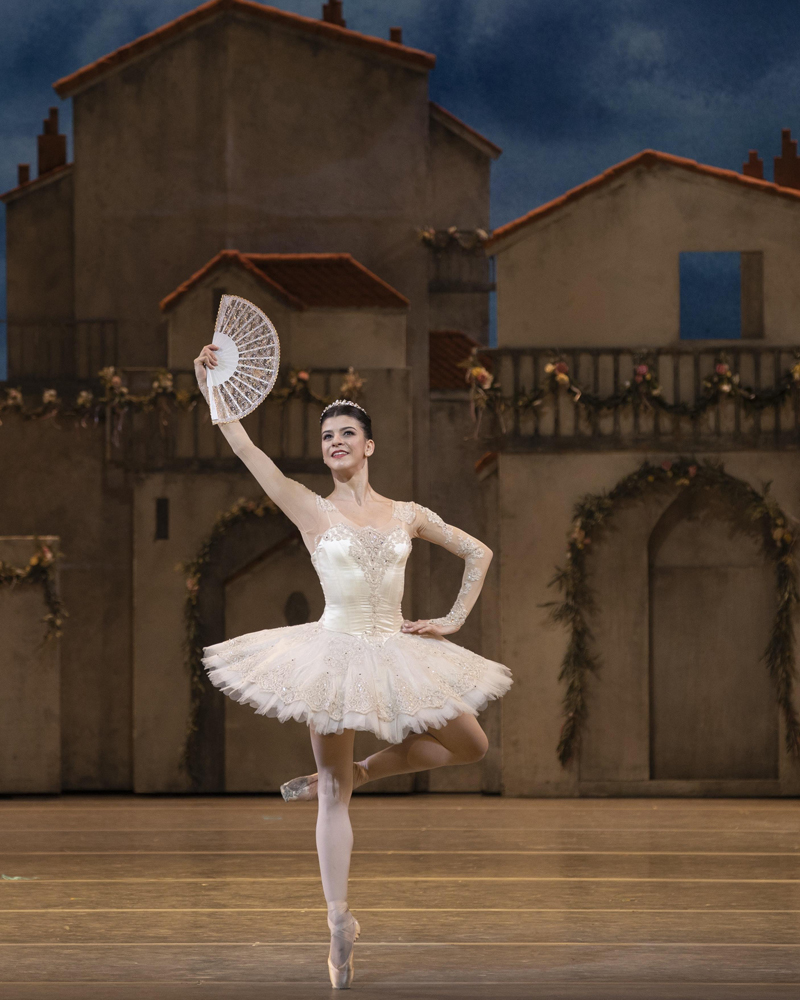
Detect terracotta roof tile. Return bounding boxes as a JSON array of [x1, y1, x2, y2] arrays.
[[53, 0, 435, 98], [160, 250, 408, 312], [429, 102, 502, 159], [487, 149, 800, 250], [429, 330, 492, 390]]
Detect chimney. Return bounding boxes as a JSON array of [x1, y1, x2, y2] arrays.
[[742, 150, 763, 179], [774, 128, 800, 189], [37, 107, 67, 178], [389, 26, 403, 44], [17, 164, 30, 186], [321, 1, 346, 27]]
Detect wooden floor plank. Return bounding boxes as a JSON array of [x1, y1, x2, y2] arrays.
[[1, 828, 798, 852], [0, 908, 797, 944], [1, 852, 796, 879], [0, 794, 797, 996]]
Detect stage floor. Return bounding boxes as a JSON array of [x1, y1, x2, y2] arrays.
[[0, 793, 797, 999]]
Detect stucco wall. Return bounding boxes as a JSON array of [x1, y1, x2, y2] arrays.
[[494, 161, 800, 347], [0, 421, 132, 790], [70, 11, 430, 368], [0, 536, 61, 793], [428, 118, 491, 231], [4, 170, 74, 322], [498, 449, 800, 797]]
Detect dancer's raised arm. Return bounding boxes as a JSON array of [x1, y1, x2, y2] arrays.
[[400, 502, 493, 637], [193, 344, 320, 538]]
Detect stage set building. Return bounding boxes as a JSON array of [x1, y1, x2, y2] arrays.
[[2, 0, 799, 799]]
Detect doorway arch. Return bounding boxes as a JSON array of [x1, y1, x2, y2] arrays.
[[648, 488, 778, 779]]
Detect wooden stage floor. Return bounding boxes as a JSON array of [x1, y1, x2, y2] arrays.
[[0, 793, 797, 999]]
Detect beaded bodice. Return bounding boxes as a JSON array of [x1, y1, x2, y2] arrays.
[[310, 498, 414, 642]]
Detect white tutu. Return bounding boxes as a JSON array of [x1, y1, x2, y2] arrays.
[[202, 494, 513, 744], [203, 620, 513, 744]]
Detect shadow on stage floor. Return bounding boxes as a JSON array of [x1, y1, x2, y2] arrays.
[[0, 793, 797, 999]]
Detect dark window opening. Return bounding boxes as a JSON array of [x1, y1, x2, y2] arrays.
[[212, 288, 226, 326], [155, 497, 170, 540], [679, 251, 763, 340]]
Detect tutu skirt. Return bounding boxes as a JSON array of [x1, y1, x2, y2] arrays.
[[202, 622, 514, 744]]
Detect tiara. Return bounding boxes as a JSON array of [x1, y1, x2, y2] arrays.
[[320, 398, 367, 418]]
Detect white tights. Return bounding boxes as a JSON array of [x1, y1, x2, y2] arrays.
[[310, 713, 489, 917]]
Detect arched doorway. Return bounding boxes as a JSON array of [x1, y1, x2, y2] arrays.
[[648, 489, 778, 780], [223, 534, 323, 792], [190, 510, 317, 791]]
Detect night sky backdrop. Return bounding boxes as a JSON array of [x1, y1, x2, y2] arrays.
[[2, 0, 799, 371]]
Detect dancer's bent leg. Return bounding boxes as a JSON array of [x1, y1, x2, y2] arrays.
[[310, 727, 357, 967], [358, 712, 488, 785], [283, 713, 488, 801]]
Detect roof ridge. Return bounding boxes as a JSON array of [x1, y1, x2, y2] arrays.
[[160, 247, 409, 312], [429, 102, 502, 159], [0, 163, 73, 203], [487, 148, 800, 249], [54, 0, 435, 98]]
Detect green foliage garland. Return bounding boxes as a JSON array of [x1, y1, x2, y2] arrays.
[[178, 494, 282, 781], [0, 538, 67, 642], [545, 457, 800, 767]]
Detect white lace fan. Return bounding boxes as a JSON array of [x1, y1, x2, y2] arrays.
[[206, 294, 280, 423]]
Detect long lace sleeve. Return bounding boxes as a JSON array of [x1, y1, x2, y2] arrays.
[[412, 503, 492, 629]]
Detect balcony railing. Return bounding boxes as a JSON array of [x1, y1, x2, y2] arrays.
[[106, 367, 351, 472], [485, 344, 800, 451], [3, 320, 118, 380]]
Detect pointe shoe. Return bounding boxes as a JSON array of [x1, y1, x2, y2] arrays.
[[280, 762, 368, 802], [279, 774, 317, 802], [327, 907, 361, 989]]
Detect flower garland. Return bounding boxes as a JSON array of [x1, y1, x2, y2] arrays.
[[418, 226, 490, 251], [177, 494, 283, 784], [0, 365, 366, 444], [545, 457, 800, 768], [461, 348, 800, 431], [0, 539, 67, 642]]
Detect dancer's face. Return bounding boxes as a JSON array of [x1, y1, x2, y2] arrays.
[[321, 414, 374, 471]]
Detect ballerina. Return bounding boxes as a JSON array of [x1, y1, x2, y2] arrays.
[[194, 342, 513, 989]]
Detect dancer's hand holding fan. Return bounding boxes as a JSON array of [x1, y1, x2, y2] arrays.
[[193, 294, 280, 423]]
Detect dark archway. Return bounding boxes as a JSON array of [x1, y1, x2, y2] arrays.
[[189, 511, 300, 791], [648, 488, 779, 780]]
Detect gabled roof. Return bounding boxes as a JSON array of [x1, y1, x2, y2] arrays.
[[53, 0, 435, 98], [429, 330, 492, 390], [429, 103, 502, 160], [160, 250, 409, 312], [0, 163, 73, 204], [486, 148, 800, 251]]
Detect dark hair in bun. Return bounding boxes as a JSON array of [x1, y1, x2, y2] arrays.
[[320, 402, 373, 440]]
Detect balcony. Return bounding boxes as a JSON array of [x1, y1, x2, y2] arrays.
[[485, 345, 800, 452], [100, 368, 357, 473], [3, 320, 118, 381]]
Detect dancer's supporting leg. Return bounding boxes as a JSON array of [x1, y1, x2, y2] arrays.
[[310, 727, 358, 967], [358, 712, 489, 785]]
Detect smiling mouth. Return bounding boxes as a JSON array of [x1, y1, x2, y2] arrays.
[[331, 450, 348, 457]]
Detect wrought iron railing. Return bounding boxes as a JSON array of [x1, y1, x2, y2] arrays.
[[485, 344, 800, 451], [2, 320, 118, 380]]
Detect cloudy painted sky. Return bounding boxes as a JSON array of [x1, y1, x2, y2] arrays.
[[2, 0, 800, 368]]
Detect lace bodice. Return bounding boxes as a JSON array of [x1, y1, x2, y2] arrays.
[[303, 493, 489, 640]]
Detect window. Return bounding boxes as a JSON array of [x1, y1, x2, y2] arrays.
[[155, 497, 169, 540], [679, 251, 763, 340]]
